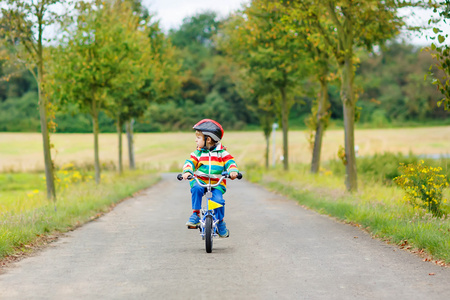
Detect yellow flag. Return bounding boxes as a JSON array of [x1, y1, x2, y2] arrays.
[[208, 200, 223, 210]]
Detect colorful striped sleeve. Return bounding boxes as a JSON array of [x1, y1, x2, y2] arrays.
[[222, 150, 239, 174], [183, 151, 199, 175]]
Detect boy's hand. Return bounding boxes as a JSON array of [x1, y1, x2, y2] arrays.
[[182, 173, 191, 180], [229, 172, 238, 180]]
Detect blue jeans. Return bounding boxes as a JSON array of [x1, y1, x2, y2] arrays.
[[191, 181, 225, 221]]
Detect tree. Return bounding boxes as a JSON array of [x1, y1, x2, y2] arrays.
[[111, 11, 180, 173], [427, 0, 450, 111], [1, 0, 67, 200], [293, 0, 405, 191], [233, 67, 277, 168], [357, 41, 448, 123], [166, 11, 257, 131], [102, 1, 153, 174], [281, 7, 335, 173], [305, 53, 333, 174], [48, 0, 139, 183], [108, 0, 180, 171], [219, 0, 309, 170]]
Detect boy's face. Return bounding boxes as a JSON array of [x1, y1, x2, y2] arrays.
[[195, 131, 205, 148]]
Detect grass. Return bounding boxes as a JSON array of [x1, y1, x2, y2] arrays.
[[245, 163, 450, 264], [0, 170, 160, 259], [0, 172, 45, 192], [1, 126, 450, 172]]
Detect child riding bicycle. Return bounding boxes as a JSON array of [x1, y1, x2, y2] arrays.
[[181, 119, 239, 238]]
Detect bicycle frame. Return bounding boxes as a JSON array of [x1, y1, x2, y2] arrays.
[[177, 171, 242, 253], [192, 174, 227, 240]]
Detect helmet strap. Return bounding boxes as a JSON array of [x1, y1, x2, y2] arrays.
[[203, 136, 217, 150]]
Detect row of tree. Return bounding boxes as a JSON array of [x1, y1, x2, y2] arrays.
[[218, 0, 450, 191], [2, 0, 450, 200], [1, 0, 179, 200], [1, 25, 448, 133]]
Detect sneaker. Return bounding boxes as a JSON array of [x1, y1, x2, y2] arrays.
[[186, 213, 200, 227], [217, 220, 229, 238]]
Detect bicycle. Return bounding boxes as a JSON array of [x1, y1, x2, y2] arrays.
[[177, 171, 242, 253]]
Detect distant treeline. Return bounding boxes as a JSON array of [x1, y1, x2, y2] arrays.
[[0, 12, 448, 133]]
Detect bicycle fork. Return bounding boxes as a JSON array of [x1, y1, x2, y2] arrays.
[[199, 216, 219, 239], [199, 191, 219, 239]]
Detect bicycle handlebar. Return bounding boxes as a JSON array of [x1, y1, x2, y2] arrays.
[[177, 172, 243, 187]]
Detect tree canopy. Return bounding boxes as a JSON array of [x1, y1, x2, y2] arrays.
[[2, 1, 449, 191]]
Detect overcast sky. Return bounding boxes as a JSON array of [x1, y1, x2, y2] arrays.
[[142, 0, 249, 31]]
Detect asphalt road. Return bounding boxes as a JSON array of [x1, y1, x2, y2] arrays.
[[1, 173, 449, 299]]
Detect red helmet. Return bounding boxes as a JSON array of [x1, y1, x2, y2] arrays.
[[193, 119, 224, 142]]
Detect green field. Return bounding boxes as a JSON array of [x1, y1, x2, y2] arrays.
[[1, 126, 450, 173]]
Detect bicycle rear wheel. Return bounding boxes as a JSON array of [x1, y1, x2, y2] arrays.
[[205, 215, 213, 253]]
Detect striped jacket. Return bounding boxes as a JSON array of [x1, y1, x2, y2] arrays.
[[182, 143, 239, 194]]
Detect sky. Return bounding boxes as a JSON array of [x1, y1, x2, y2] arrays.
[[142, 0, 250, 31], [141, 0, 446, 46]]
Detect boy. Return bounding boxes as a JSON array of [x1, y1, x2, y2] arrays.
[[181, 119, 239, 238]]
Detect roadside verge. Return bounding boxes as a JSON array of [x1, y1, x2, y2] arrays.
[[0, 170, 160, 269], [245, 166, 450, 266]]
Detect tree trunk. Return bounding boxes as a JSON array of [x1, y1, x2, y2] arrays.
[[117, 115, 123, 174], [126, 119, 136, 170], [38, 66, 56, 201], [323, 3, 357, 191], [280, 85, 289, 171], [265, 132, 270, 169], [341, 56, 357, 192], [92, 98, 101, 184], [36, 9, 56, 201], [311, 78, 329, 173], [310, 124, 324, 174]]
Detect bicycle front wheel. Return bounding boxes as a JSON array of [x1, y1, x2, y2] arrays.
[[205, 215, 213, 253]]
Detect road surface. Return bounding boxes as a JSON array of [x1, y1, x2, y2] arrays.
[[1, 173, 449, 299]]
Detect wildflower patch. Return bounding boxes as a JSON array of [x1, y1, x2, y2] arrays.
[[394, 160, 449, 217]]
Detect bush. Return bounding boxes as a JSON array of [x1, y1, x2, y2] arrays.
[[55, 163, 93, 190], [394, 160, 449, 217]]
